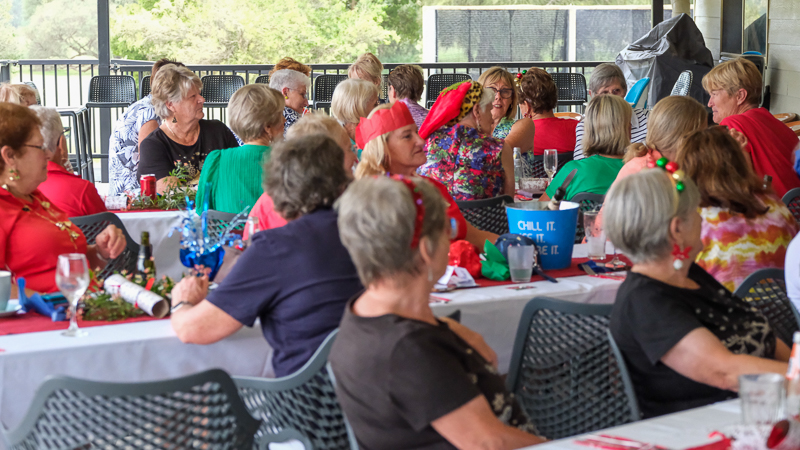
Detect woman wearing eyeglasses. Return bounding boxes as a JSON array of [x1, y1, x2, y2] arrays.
[[268, 69, 311, 136], [478, 67, 535, 155]]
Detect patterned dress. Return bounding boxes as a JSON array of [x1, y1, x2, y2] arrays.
[[108, 95, 159, 196], [696, 194, 799, 292], [492, 116, 515, 140], [282, 106, 300, 136], [419, 123, 505, 201]]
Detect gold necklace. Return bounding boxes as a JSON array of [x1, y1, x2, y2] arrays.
[[21, 197, 80, 247]]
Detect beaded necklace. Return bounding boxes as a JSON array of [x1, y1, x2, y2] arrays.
[[20, 196, 80, 248]]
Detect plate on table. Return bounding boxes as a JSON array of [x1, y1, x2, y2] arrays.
[[0, 300, 22, 318]]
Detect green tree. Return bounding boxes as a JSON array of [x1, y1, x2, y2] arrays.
[[0, 0, 21, 58], [111, 0, 398, 64], [24, 0, 98, 58]]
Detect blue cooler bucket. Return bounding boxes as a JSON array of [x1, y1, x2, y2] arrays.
[[505, 201, 580, 270]]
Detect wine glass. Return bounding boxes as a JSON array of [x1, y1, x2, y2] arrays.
[[56, 253, 90, 337], [606, 240, 627, 269], [543, 149, 558, 182]]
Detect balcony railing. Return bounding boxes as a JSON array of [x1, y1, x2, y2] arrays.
[[1, 59, 605, 182]]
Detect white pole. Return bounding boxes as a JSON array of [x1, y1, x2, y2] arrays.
[[672, 0, 691, 16]]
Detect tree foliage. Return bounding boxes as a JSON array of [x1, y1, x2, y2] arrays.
[[23, 0, 98, 58], [111, 0, 398, 64], [0, 0, 21, 58]]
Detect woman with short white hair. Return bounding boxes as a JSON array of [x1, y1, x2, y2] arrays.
[[418, 80, 514, 200], [32, 105, 107, 218], [331, 78, 380, 156], [331, 175, 545, 449], [138, 64, 239, 194], [269, 69, 311, 135], [195, 84, 285, 214], [607, 168, 789, 419]]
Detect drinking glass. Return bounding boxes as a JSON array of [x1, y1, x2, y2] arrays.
[[740, 373, 785, 427], [543, 149, 558, 181], [56, 253, 90, 337], [605, 241, 627, 269], [507, 245, 534, 283], [583, 211, 606, 260]]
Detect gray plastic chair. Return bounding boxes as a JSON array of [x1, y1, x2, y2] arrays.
[[425, 73, 472, 108], [455, 195, 514, 235], [506, 297, 640, 440], [69, 212, 140, 279], [313, 74, 348, 111], [549, 72, 588, 108], [86, 75, 137, 108], [670, 70, 693, 96], [201, 75, 246, 107], [2, 369, 260, 450], [782, 187, 800, 224], [254, 74, 270, 85], [139, 75, 151, 98], [207, 209, 247, 240], [734, 268, 800, 346], [234, 330, 358, 450], [570, 192, 605, 244]]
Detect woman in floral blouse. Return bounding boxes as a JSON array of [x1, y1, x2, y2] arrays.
[[269, 69, 311, 136], [418, 81, 514, 201]]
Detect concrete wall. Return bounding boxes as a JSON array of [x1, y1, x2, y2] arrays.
[[695, 0, 800, 113]]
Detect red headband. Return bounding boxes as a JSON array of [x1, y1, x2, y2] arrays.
[[355, 101, 415, 149], [389, 174, 424, 249]]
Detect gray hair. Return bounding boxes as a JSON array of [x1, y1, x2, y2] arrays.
[[228, 85, 284, 142], [336, 176, 446, 286], [151, 65, 203, 120], [268, 69, 311, 93], [265, 134, 348, 221], [331, 79, 379, 124], [589, 63, 627, 95], [476, 87, 495, 114], [604, 169, 701, 264], [29, 105, 62, 153]]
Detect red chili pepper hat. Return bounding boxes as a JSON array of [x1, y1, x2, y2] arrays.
[[354, 100, 415, 150], [418, 80, 484, 140]]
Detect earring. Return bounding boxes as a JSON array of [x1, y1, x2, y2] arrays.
[[172, 116, 177, 123], [285, 96, 289, 100], [671, 244, 691, 270], [8, 168, 20, 181]]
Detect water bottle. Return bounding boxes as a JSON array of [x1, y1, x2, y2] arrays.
[[513, 147, 522, 191]]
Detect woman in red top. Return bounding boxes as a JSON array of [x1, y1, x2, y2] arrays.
[[32, 106, 107, 218], [517, 68, 578, 156], [354, 101, 498, 249], [0, 103, 125, 295], [703, 58, 800, 198]]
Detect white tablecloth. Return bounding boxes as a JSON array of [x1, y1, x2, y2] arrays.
[[522, 400, 742, 450], [116, 210, 186, 280]]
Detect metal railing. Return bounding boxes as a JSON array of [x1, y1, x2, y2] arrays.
[[1, 59, 605, 182]]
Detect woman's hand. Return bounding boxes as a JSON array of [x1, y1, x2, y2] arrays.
[[171, 274, 209, 306], [440, 317, 499, 369], [95, 225, 126, 260], [728, 127, 748, 149]]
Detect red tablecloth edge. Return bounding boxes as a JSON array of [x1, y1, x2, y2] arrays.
[[0, 313, 165, 336]]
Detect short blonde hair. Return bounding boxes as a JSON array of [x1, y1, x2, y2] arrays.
[[151, 65, 203, 120], [354, 104, 392, 179], [228, 84, 284, 142], [478, 67, 519, 120], [702, 58, 762, 106], [286, 113, 350, 148], [625, 96, 707, 162], [337, 176, 446, 286], [331, 79, 379, 125], [583, 94, 632, 157], [0, 83, 37, 105], [348, 52, 383, 86], [604, 168, 700, 264]]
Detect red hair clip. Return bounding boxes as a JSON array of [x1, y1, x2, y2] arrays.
[[389, 175, 425, 249], [647, 157, 686, 193]]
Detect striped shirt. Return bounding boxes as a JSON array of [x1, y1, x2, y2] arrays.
[[573, 107, 650, 160]]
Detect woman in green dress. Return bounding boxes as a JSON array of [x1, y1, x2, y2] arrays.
[[195, 84, 285, 214]]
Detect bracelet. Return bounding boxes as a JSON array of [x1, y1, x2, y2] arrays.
[[170, 301, 189, 314]]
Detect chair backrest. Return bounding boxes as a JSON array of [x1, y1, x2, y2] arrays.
[[549, 72, 588, 106], [254, 74, 270, 85], [313, 74, 348, 111], [69, 212, 140, 279], [506, 297, 640, 440], [522, 152, 574, 179], [140, 75, 151, 98], [425, 73, 472, 108], [201, 75, 246, 106], [234, 330, 358, 450], [207, 210, 247, 240], [381, 74, 389, 100], [625, 78, 650, 109], [734, 268, 800, 346], [670, 70, 693, 96], [455, 195, 514, 235], [3, 369, 260, 450], [22, 81, 41, 105], [86, 75, 137, 108], [782, 188, 800, 224], [570, 192, 605, 243]]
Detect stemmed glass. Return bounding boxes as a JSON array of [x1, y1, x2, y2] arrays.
[[56, 253, 90, 337], [543, 149, 558, 182], [606, 241, 627, 269]]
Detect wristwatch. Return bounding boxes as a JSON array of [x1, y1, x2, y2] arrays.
[[170, 301, 189, 314]]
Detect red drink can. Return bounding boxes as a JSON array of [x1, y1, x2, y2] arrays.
[[140, 174, 156, 199]]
